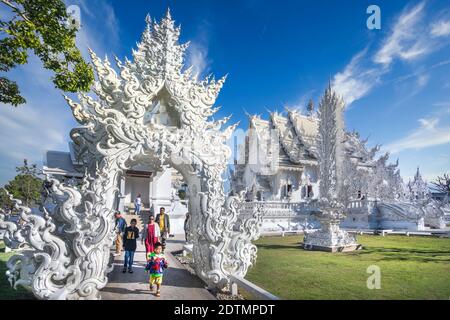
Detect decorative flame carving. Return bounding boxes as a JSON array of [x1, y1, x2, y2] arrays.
[[0, 10, 263, 299]]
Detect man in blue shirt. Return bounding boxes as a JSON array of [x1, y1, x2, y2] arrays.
[[114, 211, 126, 256]]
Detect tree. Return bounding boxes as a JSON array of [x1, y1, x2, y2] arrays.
[[3, 159, 43, 207], [0, 0, 94, 106], [0, 188, 14, 211], [431, 173, 450, 196], [307, 98, 314, 115]]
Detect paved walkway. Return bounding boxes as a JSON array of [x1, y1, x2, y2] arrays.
[[101, 235, 215, 300]]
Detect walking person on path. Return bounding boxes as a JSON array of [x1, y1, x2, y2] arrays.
[[155, 207, 170, 251], [145, 242, 168, 297], [114, 211, 126, 256], [122, 218, 139, 273], [141, 215, 161, 257], [134, 194, 142, 215]]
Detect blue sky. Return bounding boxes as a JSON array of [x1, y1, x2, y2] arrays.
[[0, 0, 450, 185]]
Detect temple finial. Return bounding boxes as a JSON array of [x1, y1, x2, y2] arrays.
[[145, 14, 152, 32], [166, 7, 172, 20]]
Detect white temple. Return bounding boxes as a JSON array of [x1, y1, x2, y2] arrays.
[[231, 106, 446, 232], [232, 110, 388, 203]]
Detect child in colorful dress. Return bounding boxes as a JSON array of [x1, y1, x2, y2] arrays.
[[145, 242, 168, 297]]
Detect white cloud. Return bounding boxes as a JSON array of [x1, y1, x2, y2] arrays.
[[186, 41, 210, 79], [383, 108, 450, 154], [333, 2, 449, 107], [185, 19, 212, 80], [397, 39, 430, 61], [433, 101, 450, 108], [374, 2, 427, 66], [332, 49, 383, 106], [384, 72, 431, 111], [416, 73, 429, 88], [418, 117, 438, 130], [0, 99, 70, 179], [391, 59, 450, 84], [285, 89, 316, 113], [430, 19, 450, 37], [72, 0, 120, 58], [73, 0, 94, 18]]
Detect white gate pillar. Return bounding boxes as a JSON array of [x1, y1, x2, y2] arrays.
[[0, 10, 264, 300]]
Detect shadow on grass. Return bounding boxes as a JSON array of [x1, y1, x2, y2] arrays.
[[256, 244, 302, 250], [355, 246, 450, 263], [256, 242, 450, 263], [0, 252, 35, 300]]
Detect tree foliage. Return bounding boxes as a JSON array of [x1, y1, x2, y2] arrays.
[[2, 159, 43, 208], [307, 98, 314, 115], [0, 188, 14, 211], [431, 173, 450, 196], [0, 0, 94, 106]]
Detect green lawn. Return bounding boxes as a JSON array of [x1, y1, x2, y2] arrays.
[[245, 235, 450, 300], [0, 241, 34, 300]]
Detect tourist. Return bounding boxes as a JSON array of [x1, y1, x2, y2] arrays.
[[145, 242, 168, 297], [183, 212, 191, 243], [141, 215, 161, 257], [150, 203, 155, 216], [122, 218, 140, 273], [134, 194, 142, 215], [155, 207, 170, 251], [114, 211, 126, 256]]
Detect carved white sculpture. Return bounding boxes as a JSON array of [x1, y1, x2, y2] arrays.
[[0, 10, 263, 299], [303, 85, 359, 251]]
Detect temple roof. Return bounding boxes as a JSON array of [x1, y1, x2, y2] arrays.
[[247, 111, 379, 169], [249, 112, 319, 166], [343, 131, 380, 166], [43, 151, 84, 177]]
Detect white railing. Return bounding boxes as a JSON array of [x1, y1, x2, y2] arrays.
[[230, 275, 280, 300], [240, 199, 380, 219], [348, 199, 378, 209], [240, 201, 315, 218], [348, 200, 365, 209], [183, 244, 280, 300]]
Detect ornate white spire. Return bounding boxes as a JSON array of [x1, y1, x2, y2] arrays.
[[0, 10, 260, 300], [67, 9, 228, 133], [132, 9, 187, 79], [407, 166, 430, 200], [317, 84, 346, 207], [303, 84, 360, 252], [415, 167, 422, 180]]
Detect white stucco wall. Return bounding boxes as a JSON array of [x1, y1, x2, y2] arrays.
[[124, 176, 150, 207]]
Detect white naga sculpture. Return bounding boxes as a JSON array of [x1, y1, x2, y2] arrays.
[[303, 85, 360, 252], [0, 10, 263, 299]]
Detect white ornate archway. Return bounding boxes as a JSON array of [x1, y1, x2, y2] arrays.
[[0, 10, 263, 300]]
